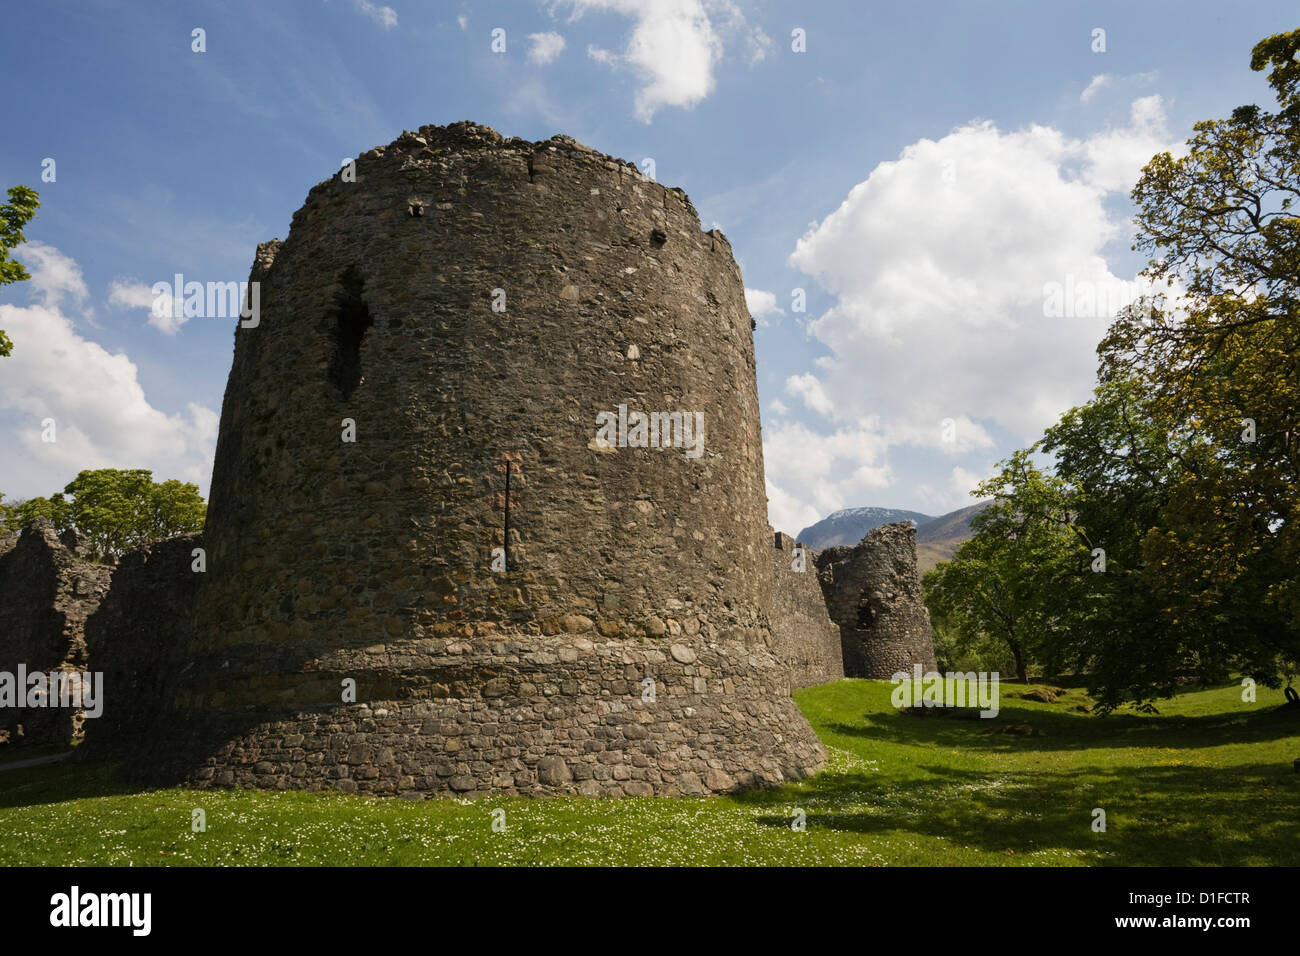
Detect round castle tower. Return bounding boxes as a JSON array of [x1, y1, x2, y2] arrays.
[[815, 522, 939, 679], [138, 122, 826, 797]]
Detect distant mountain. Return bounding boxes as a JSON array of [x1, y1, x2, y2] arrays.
[[792, 500, 993, 573], [915, 500, 992, 573], [795, 507, 933, 550]]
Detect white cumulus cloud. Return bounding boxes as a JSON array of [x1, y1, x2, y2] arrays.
[[14, 242, 90, 316], [950, 464, 995, 499], [1080, 73, 1111, 104], [763, 420, 892, 535], [569, 0, 768, 121], [744, 287, 781, 325], [770, 97, 1183, 526], [527, 31, 567, 64], [765, 478, 821, 539], [353, 0, 397, 29], [1082, 95, 1173, 192], [784, 372, 837, 418], [0, 248, 218, 499], [107, 278, 183, 335]]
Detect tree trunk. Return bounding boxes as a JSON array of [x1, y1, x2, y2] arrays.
[[1010, 642, 1027, 683]]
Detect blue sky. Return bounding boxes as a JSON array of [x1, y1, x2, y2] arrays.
[[1, 0, 1295, 534]]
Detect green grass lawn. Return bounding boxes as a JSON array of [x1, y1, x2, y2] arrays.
[[0, 679, 1296, 866]]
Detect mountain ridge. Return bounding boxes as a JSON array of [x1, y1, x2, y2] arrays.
[[794, 507, 933, 551], [793, 500, 992, 572]]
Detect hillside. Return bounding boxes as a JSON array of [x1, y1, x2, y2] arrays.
[[915, 500, 992, 573]]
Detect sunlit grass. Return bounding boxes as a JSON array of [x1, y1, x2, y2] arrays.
[[0, 680, 1295, 866]]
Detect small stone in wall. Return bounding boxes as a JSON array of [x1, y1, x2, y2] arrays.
[[560, 614, 593, 633], [537, 756, 571, 785]]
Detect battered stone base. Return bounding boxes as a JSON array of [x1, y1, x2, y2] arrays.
[[132, 634, 826, 798]]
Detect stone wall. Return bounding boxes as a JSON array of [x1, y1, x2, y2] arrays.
[[78, 535, 203, 758], [815, 522, 938, 678], [768, 530, 843, 689], [127, 121, 826, 796], [0, 520, 113, 746], [143, 634, 817, 797]]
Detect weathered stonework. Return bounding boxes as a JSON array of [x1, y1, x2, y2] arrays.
[[127, 122, 826, 796], [815, 522, 938, 678], [0, 520, 113, 746], [768, 531, 844, 689], [78, 535, 203, 757], [142, 635, 818, 798]]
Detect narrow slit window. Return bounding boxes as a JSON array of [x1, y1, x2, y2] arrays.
[[330, 266, 372, 399]]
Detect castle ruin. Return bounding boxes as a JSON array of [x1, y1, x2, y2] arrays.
[[0, 123, 936, 796], [769, 531, 845, 688], [816, 522, 938, 678], [0, 521, 111, 747]]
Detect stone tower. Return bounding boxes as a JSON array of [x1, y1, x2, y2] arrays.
[[815, 522, 938, 678], [134, 122, 825, 797]]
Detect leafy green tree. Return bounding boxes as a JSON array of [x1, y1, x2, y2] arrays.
[[923, 451, 1088, 683], [140, 478, 208, 543], [0, 493, 16, 532], [1036, 377, 1195, 710], [1098, 27, 1300, 686], [0, 185, 41, 357], [4, 491, 73, 533], [927, 31, 1300, 710], [4, 469, 205, 557], [929, 609, 1020, 677], [927, 370, 1284, 710]]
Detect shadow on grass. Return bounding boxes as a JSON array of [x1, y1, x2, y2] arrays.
[[0, 743, 77, 766], [0, 759, 154, 809], [740, 760, 1300, 865], [820, 702, 1300, 754]]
